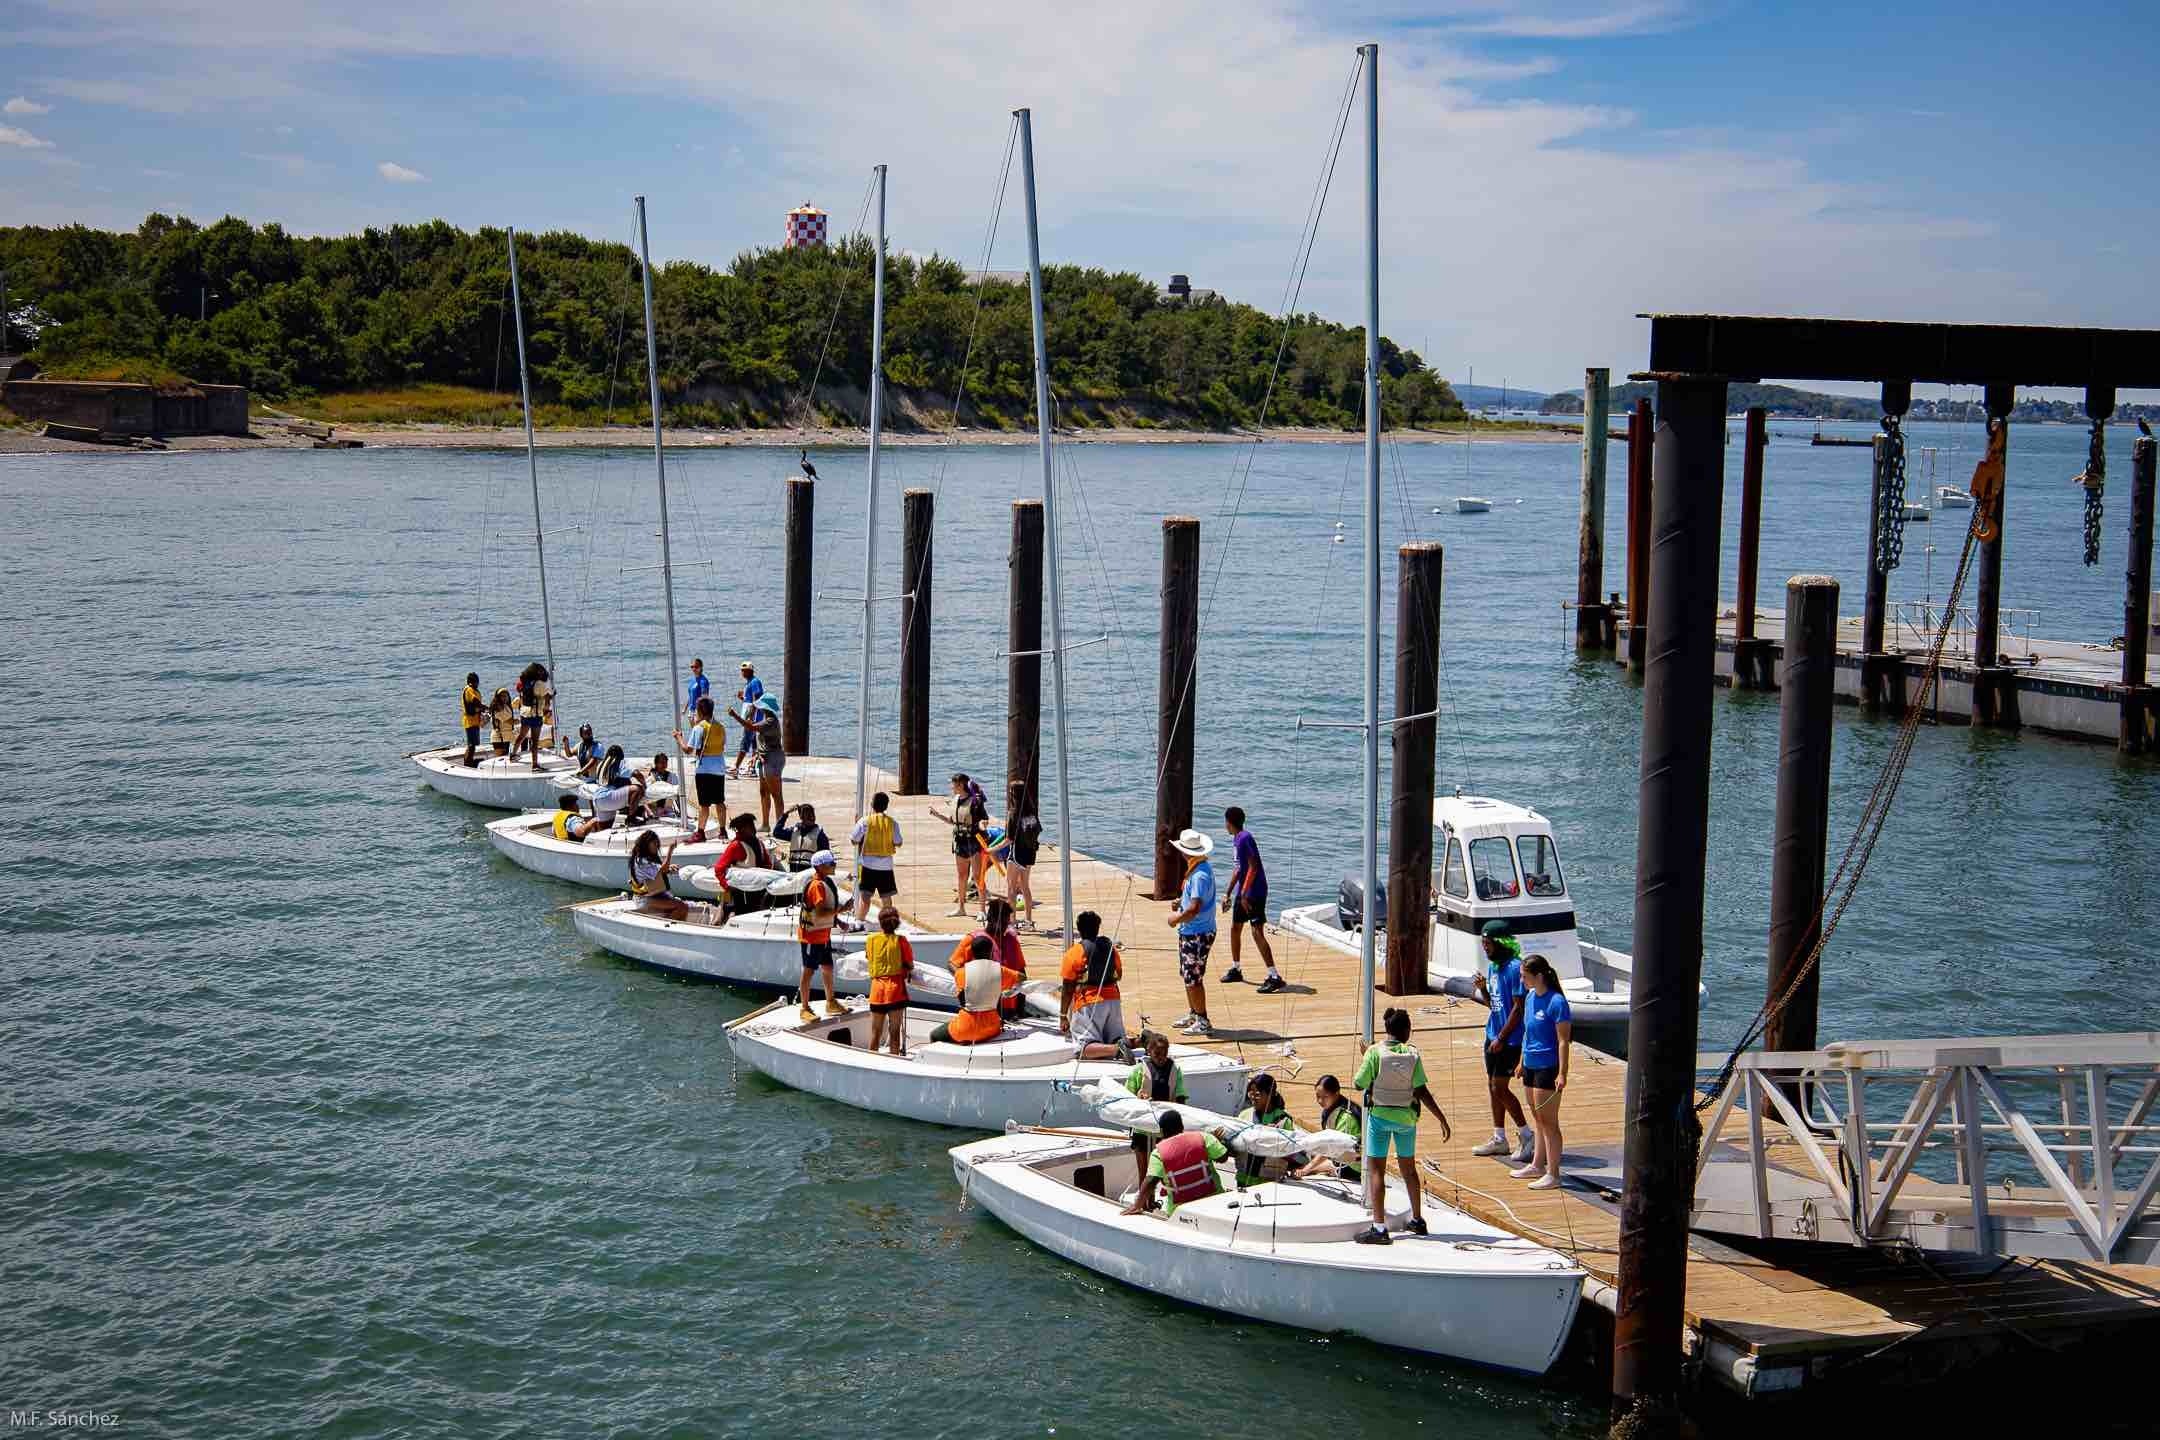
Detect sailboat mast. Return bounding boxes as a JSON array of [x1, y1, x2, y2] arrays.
[[505, 228, 558, 707], [1016, 109, 1076, 941], [1358, 43, 1381, 1051], [854, 165, 888, 821], [634, 196, 684, 737]]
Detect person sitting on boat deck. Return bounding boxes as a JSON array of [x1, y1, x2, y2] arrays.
[[775, 803, 830, 873], [733, 695, 784, 831], [849, 791, 902, 921], [1059, 910, 1130, 1062], [970, 898, 1028, 1001], [1294, 1075, 1362, 1185], [929, 772, 990, 917], [728, 660, 764, 778], [1470, 919, 1534, 1165], [1352, 1006, 1452, 1245], [627, 830, 689, 920], [631, 753, 677, 820], [550, 792, 607, 844], [560, 723, 604, 780], [588, 745, 642, 825], [795, 850, 846, 1022], [1233, 1073, 1297, 1189], [1122, 1029, 1187, 1167], [488, 689, 517, 757], [674, 698, 727, 841], [712, 813, 775, 922], [864, 905, 914, 1056], [1124, 1109, 1230, 1219], [926, 933, 1021, 1046], [460, 672, 485, 767], [1166, 828, 1219, 1037]]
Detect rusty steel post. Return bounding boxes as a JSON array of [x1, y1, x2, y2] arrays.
[[1731, 407, 1774, 689], [1766, 575, 1838, 1058], [2125, 436, 2157, 753], [1625, 397, 1654, 671], [1007, 498, 1044, 824], [1152, 516, 1201, 899], [1576, 368, 1614, 652], [1386, 542, 1444, 994], [782, 477, 813, 754], [1973, 384, 2017, 727], [898, 488, 933, 793], [1612, 375, 1725, 1414]]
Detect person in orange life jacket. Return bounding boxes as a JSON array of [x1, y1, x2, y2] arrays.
[[460, 672, 485, 767], [929, 772, 990, 917], [969, 898, 1027, 1009], [774, 803, 830, 873], [926, 934, 1020, 1046], [863, 906, 914, 1056], [849, 791, 903, 921], [794, 851, 845, 1023], [1124, 1109, 1230, 1218], [712, 813, 773, 923], [1059, 909, 1130, 1061], [673, 696, 728, 840], [1294, 1074, 1363, 1185], [627, 830, 688, 921]]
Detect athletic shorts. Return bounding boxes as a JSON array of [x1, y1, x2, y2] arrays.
[[800, 939, 833, 971], [869, 998, 908, 1015], [463, 725, 479, 742], [1231, 894, 1268, 926], [759, 752, 786, 779], [1177, 930, 1215, 985], [952, 836, 980, 859], [520, 715, 542, 730], [1364, 1112, 1417, 1160], [1068, 999, 1125, 1048], [694, 773, 726, 807], [1521, 1064, 1559, 1091], [1484, 1043, 1522, 1078], [858, 867, 897, 896]]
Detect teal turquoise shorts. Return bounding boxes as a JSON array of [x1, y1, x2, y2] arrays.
[[1364, 1112, 1416, 1160]]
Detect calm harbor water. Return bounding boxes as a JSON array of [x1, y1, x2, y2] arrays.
[[4, 419, 2157, 1437]]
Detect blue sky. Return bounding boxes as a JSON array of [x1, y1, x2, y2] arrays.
[[3, 1, 2154, 397]]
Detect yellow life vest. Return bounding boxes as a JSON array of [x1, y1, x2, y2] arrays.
[[694, 720, 727, 757], [462, 684, 483, 724], [552, 810, 576, 841], [860, 812, 897, 858], [865, 931, 907, 979]]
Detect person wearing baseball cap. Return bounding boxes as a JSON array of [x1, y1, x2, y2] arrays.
[[795, 850, 845, 1022], [1469, 918, 1533, 1164], [1165, 828, 1219, 1036]]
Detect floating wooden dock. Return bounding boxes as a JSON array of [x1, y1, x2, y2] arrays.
[[710, 755, 2160, 1398]]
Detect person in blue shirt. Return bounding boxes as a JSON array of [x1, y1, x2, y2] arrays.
[[684, 657, 710, 729], [1469, 920, 1534, 1165], [729, 661, 765, 777], [1512, 955, 1574, 1191], [1165, 828, 1218, 1036]]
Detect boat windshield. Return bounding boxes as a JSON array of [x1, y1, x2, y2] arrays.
[[1467, 836, 1520, 900], [1440, 838, 1468, 899], [1516, 834, 1565, 898]]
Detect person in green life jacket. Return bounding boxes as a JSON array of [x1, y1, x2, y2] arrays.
[[1233, 1073, 1296, 1188], [1293, 1074, 1362, 1185], [1123, 1029, 1186, 1170], [1469, 918, 1536, 1165], [1124, 1109, 1229, 1219], [1351, 1006, 1452, 1244]]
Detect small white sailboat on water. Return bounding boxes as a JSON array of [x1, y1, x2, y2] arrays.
[[1453, 496, 1492, 514], [952, 63, 1583, 1373]]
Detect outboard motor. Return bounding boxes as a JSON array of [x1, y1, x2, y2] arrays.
[[1335, 875, 1386, 934]]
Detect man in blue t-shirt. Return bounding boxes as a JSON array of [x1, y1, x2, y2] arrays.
[[1469, 919, 1534, 1163], [729, 660, 764, 776], [1165, 828, 1218, 1037], [684, 657, 710, 729]]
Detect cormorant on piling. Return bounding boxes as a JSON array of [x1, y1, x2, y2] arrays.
[[2140, 418, 2153, 440], [799, 449, 819, 480]]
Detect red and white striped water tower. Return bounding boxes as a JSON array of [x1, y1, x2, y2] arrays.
[[783, 202, 828, 250]]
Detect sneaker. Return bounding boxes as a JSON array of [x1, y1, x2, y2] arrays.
[[1256, 974, 1286, 995], [797, 1004, 817, 1023], [1185, 1017, 1215, 1036], [824, 999, 847, 1016], [1354, 1226, 1392, 1246], [1514, 1134, 1538, 1164], [1509, 1162, 1542, 1179], [1471, 1132, 1510, 1157], [1527, 1174, 1561, 1191], [1220, 966, 1246, 985], [1172, 1012, 1198, 1028], [1405, 1217, 1428, 1236]]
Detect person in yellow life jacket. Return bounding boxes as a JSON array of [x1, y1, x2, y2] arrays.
[[1233, 1073, 1297, 1189], [488, 689, 516, 756], [1351, 1006, 1452, 1245], [1124, 1110, 1229, 1219], [927, 934, 1019, 1046], [627, 830, 689, 921], [795, 851, 845, 1023], [672, 696, 728, 841], [550, 792, 606, 844], [849, 791, 903, 920], [864, 906, 914, 1056], [460, 672, 484, 767]]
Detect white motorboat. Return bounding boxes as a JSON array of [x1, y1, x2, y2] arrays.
[[413, 747, 589, 810], [1936, 484, 1973, 508], [725, 998, 1246, 1129], [569, 896, 963, 996], [1276, 794, 1688, 1032], [1898, 501, 1930, 522], [950, 1129, 1584, 1373], [483, 809, 729, 894], [1454, 496, 1492, 514]]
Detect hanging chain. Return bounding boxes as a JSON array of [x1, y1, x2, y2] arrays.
[[2077, 419, 2107, 566], [1874, 414, 1908, 573]]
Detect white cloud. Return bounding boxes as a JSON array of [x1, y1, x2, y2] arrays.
[[0, 124, 54, 148], [377, 160, 426, 183], [4, 96, 52, 115]]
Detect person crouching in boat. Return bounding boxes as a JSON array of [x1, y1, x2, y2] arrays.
[[1293, 1074, 1362, 1185], [1124, 1110, 1229, 1219], [712, 813, 773, 924], [627, 831, 688, 921], [550, 793, 608, 844], [795, 851, 846, 1023], [864, 906, 914, 1056], [926, 934, 1019, 1045], [1233, 1073, 1297, 1188], [1352, 1006, 1452, 1245]]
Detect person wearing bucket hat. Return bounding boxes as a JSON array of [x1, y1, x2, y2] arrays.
[[1164, 828, 1219, 1035], [1469, 918, 1534, 1164], [731, 691, 785, 830]]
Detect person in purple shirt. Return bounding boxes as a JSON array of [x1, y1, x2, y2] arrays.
[[1221, 807, 1284, 993]]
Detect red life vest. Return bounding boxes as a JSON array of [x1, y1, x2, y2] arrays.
[[1155, 1131, 1218, 1208]]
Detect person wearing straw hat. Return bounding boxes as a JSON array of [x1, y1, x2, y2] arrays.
[[1165, 828, 1219, 1036]]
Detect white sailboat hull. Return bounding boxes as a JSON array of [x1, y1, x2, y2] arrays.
[[1454, 497, 1492, 514], [484, 812, 730, 895], [413, 748, 584, 810], [727, 1000, 1247, 1129], [570, 899, 962, 998], [952, 1132, 1582, 1374]]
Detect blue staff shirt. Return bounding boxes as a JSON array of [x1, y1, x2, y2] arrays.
[[1522, 988, 1573, 1068], [1485, 956, 1524, 1044]]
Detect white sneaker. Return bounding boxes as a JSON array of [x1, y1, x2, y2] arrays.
[[1185, 1017, 1215, 1036], [1527, 1174, 1561, 1191], [1470, 1132, 1510, 1157], [1508, 1161, 1542, 1179], [1173, 1014, 1201, 1032], [1514, 1133, 1537, 1164]]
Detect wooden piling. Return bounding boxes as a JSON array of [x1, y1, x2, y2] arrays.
[[1385, 542, 1444, 994], [1153, 516, 1200, 900], [1766, 575, 1838, 1057], [783, 477, 813, 754], [1973, 385, 2019, 727], [898, 488, 933, 794], [1575, 368, 1614, 652], [2124, 436, 2157, 754], [1613, 376, 1726, 1413], [1625, 398, 1653, 671], [1007, 499, 1045, 821], [1731, 408, 1774, 689]]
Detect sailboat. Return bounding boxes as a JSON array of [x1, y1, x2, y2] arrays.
[[724, 157, 1249, 1121], [949, 59, 1583, 1373], [566, 191, 960, 990]]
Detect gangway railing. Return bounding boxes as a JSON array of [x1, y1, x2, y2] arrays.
[[1692, 1034, 2160, 1264]]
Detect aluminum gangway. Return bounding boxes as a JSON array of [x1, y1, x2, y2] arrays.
[[1692, 1034, 2160, 1264]]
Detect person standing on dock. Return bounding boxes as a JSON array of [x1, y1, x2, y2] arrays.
[[460, 672, 484, 767], [1220, 807, 1283, 993], [728, 661, 764, 778], [930, 773, 990, 918], [674, 698, 728, 841], [733, 696, 783, 831], [1166, 829, 1219, 1037], [684, 657, 709, 730], [1059, 909, 1129, 1061], [849, 792, 902, 921], [1513, 957, 1572, 1191], [1352, 1007, 1452, 1244], [1470, 920, 1534, 1165], [1003, 781, 1042, 928], [795, 851, 845, 1023]]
